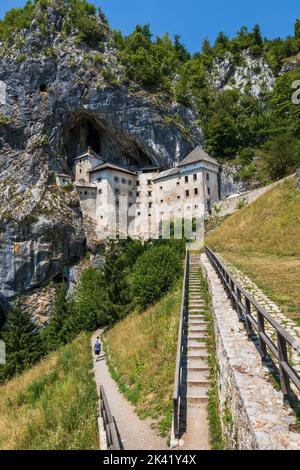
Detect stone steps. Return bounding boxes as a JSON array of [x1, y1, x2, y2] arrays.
[[186, 384, 209, 405]]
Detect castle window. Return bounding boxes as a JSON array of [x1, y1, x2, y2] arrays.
[[147, 180, 152, 185], [148, 191, 152, 197], [79, 169, 82, 173], [177, 181, 180, 185], [185, 176, 189, 183], [193, 174, 197, 181], [98, 189, 103, 194], [177, 196, 180, 199], [208, 187, 211, 195], [138, 212, 141, 216], [148, 202, 152, 208], [206, 173, 210, 181], [84, 191, 88, 195], [160, 200, 164, 203], [136, 191, 140, 197], [97, 178, 102, 182], [128, 180, 132, 185], [122, 178, 127, 184], [194, 188, 198, 195], [160, 186, 163, 190], [115, 188, 120, 195], [185, 190, 190, 197], [195, 205, 198, 209], [129, 191, 133, 197], [114, 176, 119, 183], [136, 181, 140, 186]]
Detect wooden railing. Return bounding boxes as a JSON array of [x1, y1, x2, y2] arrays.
[[100, 385, 121, 450], [172, 246, 189, 438], [205, 246, 300, 402]]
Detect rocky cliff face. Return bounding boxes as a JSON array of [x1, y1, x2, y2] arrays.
[[0, 3, 202, 311], [209, 51, 275, 97]]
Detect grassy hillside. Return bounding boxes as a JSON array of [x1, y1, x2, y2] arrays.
[[0, 333, 98, 450], [103, 281, 182, 437], [206, 177, 300, 323]]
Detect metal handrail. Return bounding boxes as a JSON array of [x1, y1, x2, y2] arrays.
[[172, 246, 189, 438], [100, 385, 121, 450], [205, 246, 300, 401]]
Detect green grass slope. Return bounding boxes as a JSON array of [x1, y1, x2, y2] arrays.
[[103, 281, 182, 437], [206, 177, 300, 322], [0, 333, 98, 450]]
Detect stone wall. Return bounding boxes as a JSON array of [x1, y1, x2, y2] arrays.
[[214, 175, 295, 218], [200, 253, 300, 450]]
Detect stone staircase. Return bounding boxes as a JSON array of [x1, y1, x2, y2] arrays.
[[181, 253, 211, 449]]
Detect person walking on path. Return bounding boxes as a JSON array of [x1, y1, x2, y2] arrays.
[[94, 337, 101, 361]]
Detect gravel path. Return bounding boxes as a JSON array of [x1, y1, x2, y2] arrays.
[[92, 331, 167, 450]]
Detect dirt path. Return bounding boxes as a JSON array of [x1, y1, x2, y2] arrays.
[[92, 331, 167, 450]]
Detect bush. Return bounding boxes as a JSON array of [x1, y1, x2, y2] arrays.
[[131, 244, 182, 310]]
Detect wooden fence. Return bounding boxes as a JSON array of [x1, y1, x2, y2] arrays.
[[100, 385, 121, 450], [205, 246, 300, 402], [172, 246, 189, 438]]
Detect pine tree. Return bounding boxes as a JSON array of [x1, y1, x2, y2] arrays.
[[2, 298, 42, 379], [295, 19, 300, 39], [202, 38, 212, 55], [43, 283, 76, 350], [252, 24, 263, 46]]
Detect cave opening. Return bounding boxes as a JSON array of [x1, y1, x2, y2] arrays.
[[39, 84, 48, 92], [64, 115, 103, 169], [86, 121, 101, 155], [63, 113, 156, 171]]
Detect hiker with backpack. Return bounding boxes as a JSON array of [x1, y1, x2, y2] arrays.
[[94, 337, 101, 361]]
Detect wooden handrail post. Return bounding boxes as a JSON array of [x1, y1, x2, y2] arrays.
[[245, 298, 254, 339], [257, 309, 267, 363], [277, 332, 291, 403], [236, 288, 242, 322]]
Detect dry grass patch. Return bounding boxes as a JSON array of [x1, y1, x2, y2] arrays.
[[222, 253, 300, 323], [103, 281, 182, 437], [0, 333, 98, 450], [207, 177, 300, 256], [206, 177, 300, 324]]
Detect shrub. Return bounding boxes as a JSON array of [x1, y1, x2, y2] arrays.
[[131, 244, 182, 310]]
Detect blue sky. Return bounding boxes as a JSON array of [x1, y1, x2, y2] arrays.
[[1, 0, 299, 53]]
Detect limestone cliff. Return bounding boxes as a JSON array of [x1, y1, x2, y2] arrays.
[[0, 2, 202, 311], [209, 51, 275, 97]]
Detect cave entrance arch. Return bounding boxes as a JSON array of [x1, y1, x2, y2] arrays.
[[63, 114, 103, 168], [63, 112, 158, 171]]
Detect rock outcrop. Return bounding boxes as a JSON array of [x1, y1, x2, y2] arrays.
[[209, 51, 275, 97], [0, 2, 202, 311]]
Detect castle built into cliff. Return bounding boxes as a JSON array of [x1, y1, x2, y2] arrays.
[[58, 146, 221, 240]]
